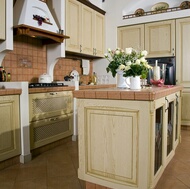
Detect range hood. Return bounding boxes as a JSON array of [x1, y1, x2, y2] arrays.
[[13, 0, 69, 44]]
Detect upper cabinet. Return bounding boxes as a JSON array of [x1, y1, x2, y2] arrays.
[[145, 20, 175, 58], [117, 20, 175, 58], [0, 0, 6, 40], [66, 0, 81, 53], [176, 17, 190, 88], [117, 24, 145, 51], [65, 0, 105, 58]]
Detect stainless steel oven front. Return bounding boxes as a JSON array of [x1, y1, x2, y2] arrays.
[[29, 91, 73, 149]]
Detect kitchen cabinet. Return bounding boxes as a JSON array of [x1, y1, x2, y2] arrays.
[[0, 0, 6, 40], [176, 17, 190, 126], [65, 0, 105, 57], [0, 95, 20, 161], [75, 87, 182, 189], [117, 24, 145, 51], [117, 20, 175, 58], [145, 20, 175, 58]]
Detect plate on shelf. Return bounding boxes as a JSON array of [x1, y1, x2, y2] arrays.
[[180, 1, 190, 9], [151, 2, 169, 11], [134, 8, 145, 16]]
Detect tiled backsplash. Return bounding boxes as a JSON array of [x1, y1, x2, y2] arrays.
[[2, 36, 92, 84]]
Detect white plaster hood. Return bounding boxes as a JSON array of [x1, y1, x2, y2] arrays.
[[13, 0, 69, 44]]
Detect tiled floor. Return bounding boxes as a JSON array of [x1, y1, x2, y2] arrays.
[[0, 130, 190, 189]]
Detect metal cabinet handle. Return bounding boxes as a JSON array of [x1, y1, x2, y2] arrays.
[[80, 45, 82, 53], [49, 117, 59, 121], [165, 97, 169, 112], [49, 92, 57, 95]]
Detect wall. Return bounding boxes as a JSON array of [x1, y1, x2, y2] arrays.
[[2, 36, 92, 85]]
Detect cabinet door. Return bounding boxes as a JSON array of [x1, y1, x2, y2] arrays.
[[94, 11, 105, 57], [0, 95, 20, 161], [81, 4, 94, 55], [181, 91, 190, 126], [176, 17, 190, 87], [117, 24, 145, 51], [145, 20, 175, 58], [65, 0, 81, 53], [0, 0, 5, 40]]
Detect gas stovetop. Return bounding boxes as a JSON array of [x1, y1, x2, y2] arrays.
[[29, 83, 68, 88]]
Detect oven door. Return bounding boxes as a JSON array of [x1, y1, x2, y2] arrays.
[[30, 113, 73, 149], [29, 91, 73, 122]]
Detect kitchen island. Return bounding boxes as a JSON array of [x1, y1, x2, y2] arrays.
[[73, 85, 183, 189]]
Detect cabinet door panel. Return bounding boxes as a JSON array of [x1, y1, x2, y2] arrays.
[[81, 5, 94, 55], [94, 12, 105, 57], [66, 0, 81, 52], [145, 20, 175, 57], [181, 92, 190, 126], [118, 24, 144, 50], [0, 0, 5, 40], [0, 96, 20, 161], [176, 17, 190, 87]]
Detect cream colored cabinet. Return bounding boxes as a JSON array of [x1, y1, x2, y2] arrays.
[[0, 95, 20, 161], [117, 24, 145, 50], [77, 92, 181, 189], [145, 20, 175, 57], [65, 0, 105, 57], [81, 4, 94, 55], [65, 0, 81, 53], [176, 17, 190, 126], [93, 11, 105, 57], [181, 91, 190, 126], [0, 0, 6, 40], [117, 20, 175, 57]]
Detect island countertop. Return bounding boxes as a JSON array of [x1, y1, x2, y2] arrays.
[[73, 85, 183, 100]]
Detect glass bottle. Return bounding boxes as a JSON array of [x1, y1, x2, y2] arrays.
[[92, 72, 97, 85], [2, 67, 6, 81]]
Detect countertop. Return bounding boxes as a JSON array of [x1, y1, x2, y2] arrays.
[[0, 84, 116, 95], [73, 85, 183, 100], [0, 88, 22, 96]]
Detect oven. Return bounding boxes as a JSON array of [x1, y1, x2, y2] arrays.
[[29, 91, 73, 149], [146, 56, 176, 85]]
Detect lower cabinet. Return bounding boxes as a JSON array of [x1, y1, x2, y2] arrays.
[[77, 92, 181, 189], [181, 91, 190, 126], [153, 92, 181, 182], [0, 95, 20, 161]]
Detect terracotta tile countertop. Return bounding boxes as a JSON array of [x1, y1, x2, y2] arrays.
[[0, 89, 22, 96], [73, 85, 183, 101]]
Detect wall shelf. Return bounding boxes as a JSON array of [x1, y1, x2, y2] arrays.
[[123, 6, 190, 20]]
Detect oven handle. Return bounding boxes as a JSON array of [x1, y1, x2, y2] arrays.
[[49, 117, 59, 121], [49, 92, 57, 95]]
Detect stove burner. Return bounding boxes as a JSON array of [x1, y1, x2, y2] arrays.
[[29, 83, 68, 88]]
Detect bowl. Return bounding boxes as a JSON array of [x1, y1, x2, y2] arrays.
[[39, 73, 52, 83]]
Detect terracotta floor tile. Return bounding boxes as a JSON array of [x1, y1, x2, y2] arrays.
[[47, 175, 81, 189], [13, 177, 47, 189]]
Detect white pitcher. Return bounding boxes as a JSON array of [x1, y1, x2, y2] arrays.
[[116, 70, 128, 88], [126, 76, 141, 90]]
